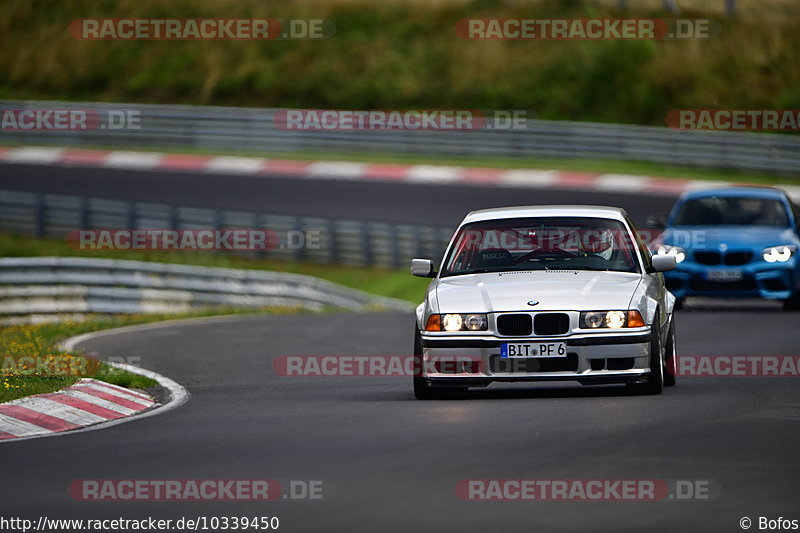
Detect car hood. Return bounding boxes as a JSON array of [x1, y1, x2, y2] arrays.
[[662, 226, 797, 251], [435, 271, 641, 313]]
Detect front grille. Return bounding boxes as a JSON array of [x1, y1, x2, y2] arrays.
[[533, 313, 570, 335], [693, 251, 720, 265], [693, 250, 753, 266], [724, 251, 753, 265], [490, 354, 579, 373], [688, 277, 757, 292], [496, 314, 532, 336]]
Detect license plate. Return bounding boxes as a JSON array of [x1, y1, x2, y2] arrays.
[[705, 269, 743, 282], [501, 342, 567, 358]]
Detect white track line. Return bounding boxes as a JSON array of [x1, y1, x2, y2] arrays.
[[104, 151, 163, 169], [4, 147, 64, 164], [595, 174, 652, 192], [406, 165, 463, 183], [501, 169, 558, 188], [306, 161, 368, 179], [206, 156, 264, 174]]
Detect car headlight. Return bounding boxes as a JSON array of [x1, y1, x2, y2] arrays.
[[580, 310, 646, 329], [425, 313, 488, 332], [656, 245, 686, 264], [762, 245, 796, 263]]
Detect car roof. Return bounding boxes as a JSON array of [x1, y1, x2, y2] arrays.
[[679, 186, 787, 201], [461, 205, 628, 225]]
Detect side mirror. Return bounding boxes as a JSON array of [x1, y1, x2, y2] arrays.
[[650, 254, 677, 272], [645, 214, 668, 229], [410, 258, 436, 278]]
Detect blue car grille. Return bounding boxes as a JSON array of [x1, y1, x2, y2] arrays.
[[691, 250, 753, 266], [724, 251, 753, 265], [693, 251, 720, 265]]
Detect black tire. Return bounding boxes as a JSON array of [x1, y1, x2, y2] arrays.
[[673, 297, 684, 311], [663, 319, 677, 387], [783, 291, 800, 311], [412, 327, 467, 400], [627, 310, 664, 395]]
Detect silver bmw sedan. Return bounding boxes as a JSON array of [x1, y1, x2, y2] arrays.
[[411, 205, 678, 399]]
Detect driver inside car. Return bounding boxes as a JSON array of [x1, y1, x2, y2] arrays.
[[577, 227, 616, 261]]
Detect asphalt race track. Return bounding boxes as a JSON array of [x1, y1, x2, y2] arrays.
[[1, 164, 798, 532], [1, 309, 799, 533], [0, 163, 676, 226]]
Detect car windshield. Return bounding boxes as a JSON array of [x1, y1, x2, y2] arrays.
[[672, 196, 789, 227], [441, 217, 641, 276]]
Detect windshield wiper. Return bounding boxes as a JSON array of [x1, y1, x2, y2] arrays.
[[542, 266, 611, 272], [446, 266, 616, 276], [442, 268, 498, 276]]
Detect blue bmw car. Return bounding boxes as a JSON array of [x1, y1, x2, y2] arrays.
[[651, 187, 800, 310]]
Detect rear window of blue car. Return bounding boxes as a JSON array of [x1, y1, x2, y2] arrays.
[[673, 196, 789, 227]]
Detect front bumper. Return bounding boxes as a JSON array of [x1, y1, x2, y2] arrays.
[[420, 331, 651, 386], [664, 259, 798, 300]]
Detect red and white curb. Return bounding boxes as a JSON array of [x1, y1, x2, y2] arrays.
[[0, 378, 155, 440], [0, 319, 195, 443], [2, 146, 798, 201]]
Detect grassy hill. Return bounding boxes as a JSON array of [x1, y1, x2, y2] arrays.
[[1, 0, 798, 126]]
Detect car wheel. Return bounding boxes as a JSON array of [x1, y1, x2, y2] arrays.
[[627, 311, 664, 395], [783, 291, 800, 311], [412, 327, 467, 400], [663, 319, 676, 387]]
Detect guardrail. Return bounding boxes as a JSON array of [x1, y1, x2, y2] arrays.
[[0, 189, 454, 270], [1, 100, 798, 175], [0, 257, 413, 323]]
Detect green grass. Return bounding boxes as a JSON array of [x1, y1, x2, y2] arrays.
[[0, 362, 158, 403], [1, 0, 798, 128], [0, 318, 160, 403], [1, 373, 84, 403], [0, 233, 431, 304]]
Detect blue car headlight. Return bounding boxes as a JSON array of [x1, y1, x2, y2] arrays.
[[656, 245, 686, 264], [762, 245, 796, 263]]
